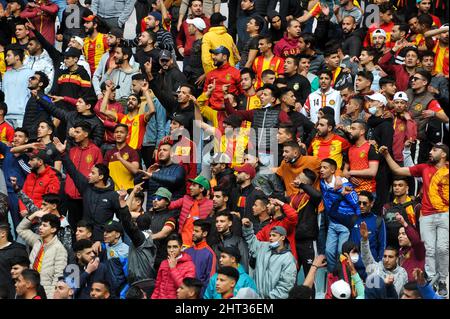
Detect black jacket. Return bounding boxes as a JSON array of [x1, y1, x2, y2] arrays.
[[215, 167, 236, 193], [285, 74, 311, 105], [62, 153, 121, 241], [367, 116, 394, 153], [342, 28, 365, 58], [36, 96, 105, 147], [154, 66, 187, 96], [206, 209, 243, 247], [229, 183, 257, 219], [294, 183, 322, 242], [0, 241, 29, 298], [212, 231, 249, 272], [146, 163, 186, 208], [57, 3, 88, 50], [68, 262, 113, 299], [23, 95, 53, 141]]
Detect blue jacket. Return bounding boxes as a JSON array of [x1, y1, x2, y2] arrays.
[[320, 176, 360, 227], [419, 283, 444, 299], [185, 241, 217, 296], [0, 143, 30, 193], [351, 213, 386, 262], [203, 264, 257, 299], [143, 97, 169, 147]]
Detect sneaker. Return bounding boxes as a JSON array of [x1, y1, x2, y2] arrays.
[[437, 281, 448, 298]]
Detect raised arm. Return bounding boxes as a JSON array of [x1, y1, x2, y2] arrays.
[[100, 82, 119, 121], [142, 82, 156, 123], [378, 146, 412, 176], [34, 91, 69, 122]]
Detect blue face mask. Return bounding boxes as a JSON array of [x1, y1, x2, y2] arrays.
[[269, 241, 280, 250], [368, 106, 378, 115]]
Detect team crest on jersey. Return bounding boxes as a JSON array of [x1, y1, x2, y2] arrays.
[[293, 83, 300, 91], [133, 121, 138, 126], [226, 74, 231, 81], [398, 124, 405, 132], [415, 104, 423, 111], [109, 250, 115, 258], [86, 154, 93, 164], [122, 153, 129, 161], [329, 100, 335, 106], [97, 44, 102, 49], [330, 145, 336, 152], [359, 151, 366, 158]]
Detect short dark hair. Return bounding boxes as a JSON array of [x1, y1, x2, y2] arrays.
[[212, 185, 229, 198], [418, 14, 433, 28], [6, 45, 25, 62], [131, 73, 146, 81], [317, 69, 332, 79], [240, 68, 256, 81], [395, 23, 410, 35], [76, 220, 94, 233], [73, 121, 92, 135], [20, 269, 40, 288], [392, 175, 409, 183], [114, 123, 129, 133], [320, 115, 336, 130], [73, 239, 93, 252], [136, 213, 152, 231], [283, 140, 301, 152], [285, 55, 299, 67], [182, 277, 203, 297], [379, 2, 394, 13], [0, 102, 7, 115], [116, 45, 133, 62], [94, 163, 110, 184], [278, 122, 296, 139], [357, 70, 374, 83], [403, 281, 420, 297], [15, 127, 29, 138], [324, 47, 339, 58], [352, 119, 367, 132], [258, 35, 273, 44], [35, 71, 49, 90], [361, 47, 379, 59], [260, 83, 280, 99], [193, 219, 211, 234], [215, 211, 233, 222], [42, 193, 61, 211], [40, 213, 61, 232], [181, 83, 195, 94], [415, 69, 432, 85], [420, 50, 435, 60], [92, 280, 111, 293], [349, 96, 364, 108], [300, 33, 315, 50], [261, 69, 276, 78], [358, 190, 374, 202], [167, 233, 183, 246], [80, 96, 97, 110], [254, 194, 269, 206], [217, 266, 239, 283], [321, 158, 337, 170], [288, 285, 314, 299], [302, 168, 317, 184], [143, 29, 157, 43], [404, 47, 419, 58], [385, 245, 399, 257], [38, 120, 55, 134], [125, 285, 145, 299], [379, 76, 395, 87], [10, 255, 30, 267]]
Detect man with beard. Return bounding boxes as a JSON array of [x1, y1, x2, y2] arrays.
[[68, 239, 113, 299], [379, 142, 449, 297], [364, 3, 395, 49], [308, 116, 351, 170], [144, 11, 175, 54], [22, 71, 52, 140], [153, 50, 187, 96], [92, 28, 126, 99], [54, 137, 122, 244], [101, 81, 155, 150], [281, 55, 310, 105], [233, 69, 260, 132], [379, 46, 420, 92], [276, 141, 321, 198], [426, 24, 449, 77], [168, 175, 213, 249], [340, 16, 364, 58], [210, 152, 236, 192], [274, 19, 302, 58], [302, 70, 342, 125], [103, 124, 140, 190], [17, 150, 60, 222], [203, 46, 241, 111], [229, 164, 257, 221], [185, 219, 216, 296], [102, 44, 140, 105], [206, 185, 241, 247], [212, 211, 249, 272], [330, 0, 362, 25], [343, 120, 380, 195], [23, 38, 54, 94], [148, 187, 177, 272], [82, 14, 108, 75], [134, 29, 161, 80]]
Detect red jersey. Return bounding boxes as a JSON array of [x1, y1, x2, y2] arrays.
[[364, 22, 395, 48], [347, 141, 379, 192], [252, 55, 284, 89], [0, 121, 14, 159], [115, 113, 148, 150], [308, 133, 351, 169]]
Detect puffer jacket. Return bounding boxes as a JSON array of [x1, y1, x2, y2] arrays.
[[23, 50, 54, 93], [18, 165, 61, 213], [242, 225, 297, 299], [151, 253, 196, 299], [204, 264, 257, 299], [17, 218, 68, 299], [202, 26, 239, 74], [320, 176, 360, 228], [169, 195, 213, 233]]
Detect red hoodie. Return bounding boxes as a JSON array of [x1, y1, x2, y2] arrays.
[[64, 141, 103, 199], [273, 35, 302, 58], [151, 253, 196, 299], [20, 1, 58, 45], [19, 165, 60, 212]]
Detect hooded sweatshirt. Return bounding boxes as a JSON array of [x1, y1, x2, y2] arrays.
[[273, 34, 302, 58], [103, 65, 140, 100], [202, 26, 238, 74]]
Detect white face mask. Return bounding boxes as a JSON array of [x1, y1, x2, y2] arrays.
[[368, 106, 378, 115], [269, 241, 280, 250], [350, 253, 359, 264]]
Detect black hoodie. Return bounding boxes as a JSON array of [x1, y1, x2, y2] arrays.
[[0, 241, 29, 298], [342, 28, 366, 58]]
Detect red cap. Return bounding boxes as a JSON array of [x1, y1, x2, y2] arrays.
[[82, 15, 96, 22], [234, 163, 256, 179]]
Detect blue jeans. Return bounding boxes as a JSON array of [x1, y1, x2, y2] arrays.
[[325, 220, 350, 273]]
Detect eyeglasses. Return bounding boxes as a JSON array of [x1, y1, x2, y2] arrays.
[[411, 76, 424, 82], [358, 201, 369, 206]]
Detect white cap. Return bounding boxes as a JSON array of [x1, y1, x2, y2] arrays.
[[393, 91, 409, 102], [365, 92, 388, 106], [186, 17, 207, 31], [72, 36, 84, 48], [331, 280, 351, 299], [372, 29, 387, 39]]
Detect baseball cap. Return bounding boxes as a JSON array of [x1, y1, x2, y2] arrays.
[[218, 245, 241, 262], [209, 45, 230, 57], [393, 91, 408, 102], [108, 28, 124, 39], [71, 36, 84, 48], [154, 187, 172, 201], [170, 112, 188, 127], [0, 222, 10, 231], [432, 142, 449, 160], [159, 49, 172, 61], [189, 175, 211, 191], [186, 17, 207, 31], [372, 29, 387, 39], [365, 92, 387, 106], [211, 152, 232, 165], [29, 149, 50, 164], [270, 226, 287, 237], [330, 280, 351, 299], [104, 220, 123, 234], [234, 163, 256, 179], [64, 47, 82, 58], [82, 14, 96, 22], [148, 11, 163, 24], [210, 12, 227, 26]]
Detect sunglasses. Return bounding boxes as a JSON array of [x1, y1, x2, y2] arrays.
[[153, 195, 165, 201], [29, 76, 38, 81], [358, 201, 369, 206], [411, 76, 424, 82]]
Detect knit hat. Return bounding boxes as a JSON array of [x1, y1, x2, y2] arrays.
[[148, 11, 163, 24]]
